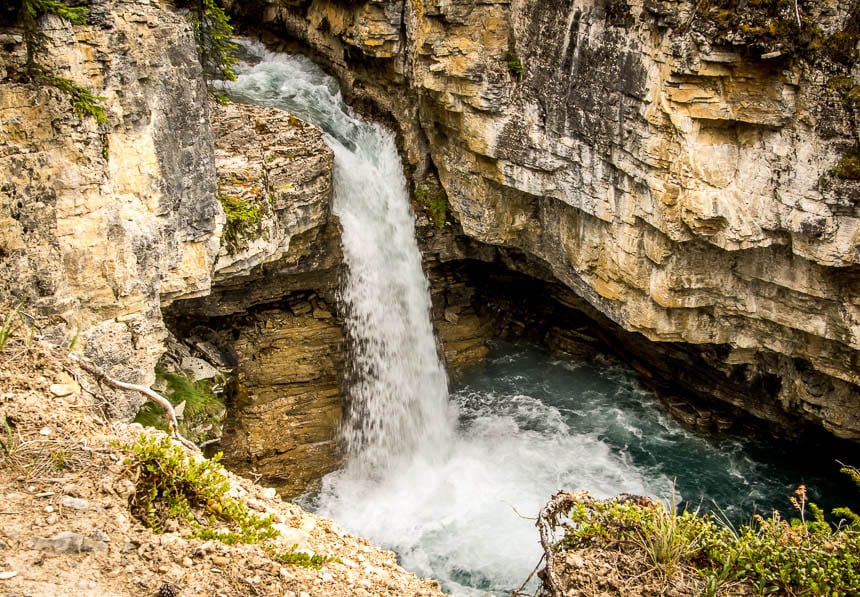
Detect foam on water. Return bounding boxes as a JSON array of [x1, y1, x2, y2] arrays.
[[223, 43, 854, 596]]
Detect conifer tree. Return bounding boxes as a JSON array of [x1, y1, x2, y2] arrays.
[[186, 0, 238, 83], [21, 0, 88, 79], [17, 0, 107, 123]]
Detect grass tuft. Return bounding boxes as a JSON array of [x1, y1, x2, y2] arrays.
[[555, 476, 860, 596]]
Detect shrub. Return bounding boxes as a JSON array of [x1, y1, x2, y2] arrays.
[[123, 434, 339, 568], [553, 477, 860, 596], [124, 434, 277, 542], [271, 545, 338, 569]]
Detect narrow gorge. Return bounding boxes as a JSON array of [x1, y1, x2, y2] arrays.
[[1, 0, 859, 595]]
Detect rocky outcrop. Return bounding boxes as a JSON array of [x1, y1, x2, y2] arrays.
[[228, 0, 860, 440], [0, 339, 446, 597], [158, 98, 345, 496], [215, 297, 345, 498], [200, 99, 340, 315], [0, 0, 220, 417]]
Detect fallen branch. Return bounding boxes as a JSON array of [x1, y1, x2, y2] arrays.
[[67, 354, 198, 451], [536, 490, 582, 596]]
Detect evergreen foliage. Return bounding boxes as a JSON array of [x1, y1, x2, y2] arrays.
[[185, 0, 238, 82], [16, 0, 107, 124], [46, 75, 108, 123], [134, 370, 224, 445]]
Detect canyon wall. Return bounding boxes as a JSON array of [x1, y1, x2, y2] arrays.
[[228, 0, 860, 439], [2, 0, 859, 461], [0, 0, 220, 417]]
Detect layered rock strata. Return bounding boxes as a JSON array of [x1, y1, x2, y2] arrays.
[[163, 98, 343, 496], [228, 0, 860, 440], [214, 297, 345, 498], [0, 0, 220, 417]]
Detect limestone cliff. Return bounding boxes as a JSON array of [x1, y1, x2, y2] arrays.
[[228, 0, 860, 439], [0, 0, 220, 416]]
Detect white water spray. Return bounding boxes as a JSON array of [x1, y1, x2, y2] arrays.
[[225, 41, 451, 476], [222, 43, 818, 597]]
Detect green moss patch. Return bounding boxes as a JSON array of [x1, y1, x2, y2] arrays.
[[833, 147, 860, 180]]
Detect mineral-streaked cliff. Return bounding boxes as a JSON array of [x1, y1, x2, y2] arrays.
[[0, 0, 220, 416], [227, 0, 860, 440]]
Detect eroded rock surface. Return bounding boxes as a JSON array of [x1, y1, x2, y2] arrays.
[[204, 99, 340, 315], [0, 0, 220, 417], [216, 297, 345, 498], [229, 0, 860, 439]]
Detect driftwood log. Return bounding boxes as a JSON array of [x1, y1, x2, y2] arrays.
[[68, 354, 198, 451]]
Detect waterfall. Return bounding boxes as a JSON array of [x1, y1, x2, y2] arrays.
[[221, 41, 844, 597], [224, 41, 452, 474], [225, 42, 688, 597]]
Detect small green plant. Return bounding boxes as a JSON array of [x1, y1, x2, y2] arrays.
[[135, 370, 224, 444], [827, 75, 854, 93], [218, 189, 264, 252], [844, 86, 860, 109], [832, 464, 860, 525], [0, 299, 27, 351], [505, 50, 523, 76], [124, 434, 277, 542], [414, 187, 448, 229], [634, 489, 709, 574], [832, 147, 860, 180], [270, 545, 339, 569], [823, 31, 860, 65]]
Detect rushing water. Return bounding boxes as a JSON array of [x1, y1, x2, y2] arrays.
[[225, 41, 451, 477], [224, 43, 856, 597]]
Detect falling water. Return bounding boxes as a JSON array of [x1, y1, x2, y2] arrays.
[[224, 40, 451, 476], [223, 42, 856, 597]]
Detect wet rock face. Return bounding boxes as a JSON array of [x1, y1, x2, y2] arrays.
[[235, 0, 860, 439], [0, 0, 219, 417]]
